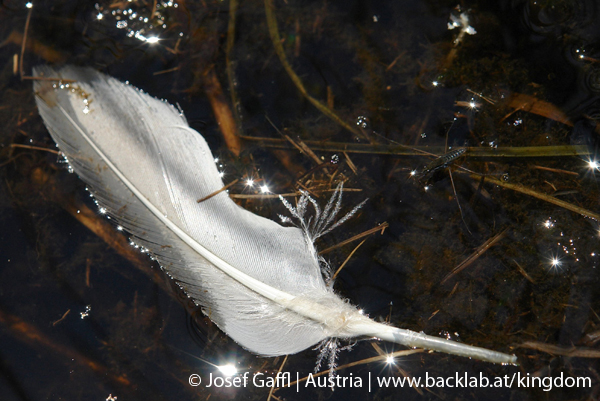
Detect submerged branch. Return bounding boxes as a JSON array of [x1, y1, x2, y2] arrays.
[[319, 222, 389, 255], [0, 308, 130, 386], [519, 341, 600, 358], [441, 229, 508, 284], [202, 67, 242, 156]]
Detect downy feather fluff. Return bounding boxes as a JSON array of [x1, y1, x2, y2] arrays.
[[33, 65, 517, 365]]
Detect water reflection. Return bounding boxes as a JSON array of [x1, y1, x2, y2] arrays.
[[1, 0, 600, 399]]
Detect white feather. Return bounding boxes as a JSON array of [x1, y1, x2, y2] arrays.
[[33, 66, 517, 365]]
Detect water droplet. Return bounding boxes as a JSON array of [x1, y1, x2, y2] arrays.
[[356, 116, 369, 129]]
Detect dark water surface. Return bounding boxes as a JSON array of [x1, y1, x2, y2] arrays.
[[2, 0, 600, 399]]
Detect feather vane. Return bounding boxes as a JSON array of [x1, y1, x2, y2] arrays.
[[33, 66, 517, 365]]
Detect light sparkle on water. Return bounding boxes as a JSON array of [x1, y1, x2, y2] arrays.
[[217, 364, 238, 377]]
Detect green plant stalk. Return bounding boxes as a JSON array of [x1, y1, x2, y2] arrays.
[[240, 136, 592, 159]]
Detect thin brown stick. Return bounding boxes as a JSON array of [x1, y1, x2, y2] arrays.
[[21, 76, 76, 82], [230, 192, 298, 199], [343, 152, 358, 174], [10, 143, 61, 155], [518, 341, 600, 358], [12, 53, 18, 75], [440, 228, 508, 284], [153, 66, 180, 75], [85, 258, 91, 287], [19, 8, 32, 79], [264, 0, 365, 139], [512, 260, 535, 284], [197, 179, 239, 203], [0, 308, 130, 386], [296, 139, 324, 166], [467, 173, 600, 220], [202, 67, 242, 156], [229, 188, 362, 200], [319, 222, 388, 255], [151, 0, 157, 19], [267, 355, 288, 401], [266, 115, 322, 166], [52, 309, 70, 326], [332, 239, 366, 280], [385, 51, 407, 71], [532, 165, 579, 176], [466, 88, 496, 105]]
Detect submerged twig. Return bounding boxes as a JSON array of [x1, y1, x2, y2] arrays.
[[332, 239, 366, 280], [10, 143, 61, 154], [197, 179, 239, 203], [532, 165, 579, 176], [19, 8, 32, 79], [202, 67, 242, 156], [264, 0, 364, 139], [519, 341, 600, 358], [441, 228, 508, 284], [467, 173, 600, 220], [319, 222, 388, 255], [52, 309, 71, 326], [512, 260, 535, 284], [267, 355, 288, 401], [0, 308, 130, 386], [266, 115, 324, 167], [229, 188, 362, 200]]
